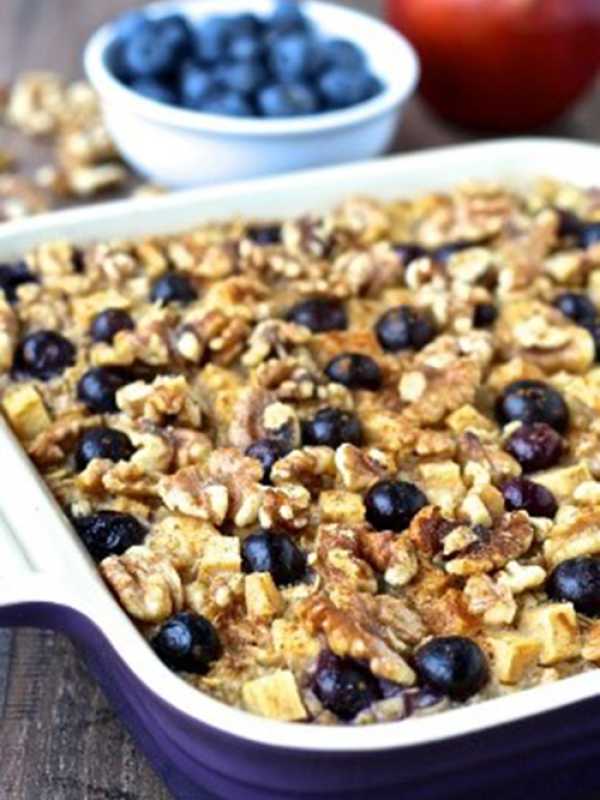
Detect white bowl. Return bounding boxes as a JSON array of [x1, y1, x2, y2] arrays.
[[84, 0, 419, 188]]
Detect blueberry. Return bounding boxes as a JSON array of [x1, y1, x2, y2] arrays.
[[130, 78, 177, 105], [12, 330, 75, 381], [152, 612, 222, 673], [302, 407, 362, 448], [215, 60, 268, 95], [268, 32, 322, 81], [365, 479, 428, 532], [228, 33, 264, 62], [473, 302, 498, 328], [150, 273, 197, 305], [201, 89, 254, 117], [501, 477, 557, 518], [90, 308, 134, 344], [193, 16, 231, 64], [269, 2, 310, 35], [229, 13, 263, 38], [77, 366, 133, 413], [495, 380, 569, 433], [0, 261, 37, 304], [73, 510, 145, 562], [318, 66, 381, 110], [547, 557, 600, 616], [392, 243, 428, 265], [322, 38, 366, 71], [258, 82, 319, 117], [241, 530, 307, 586], [415, 636, 489, 701], [553, 292, 597, 325], [432, 239, 481, 263], [246, 224, 281, 245], [178, 61, 215, 109], [156, 14, 193, 54], [375, 306, 436, 352], [122, 24, 179, 79], [313, 650, 381, 721], [504, 422, 563, 472], [113, 10, 149, 41], [325, 353, 382, 391], [245, 438, 286, 484], [579, 222, 600, 250], [75, 426, 135, 472], [71, 248, 86, 273], [555, 208, 583, 238], [286, 298, 347, 333]]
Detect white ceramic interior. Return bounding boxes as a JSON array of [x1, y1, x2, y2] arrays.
[[84, 0, 419, 188], [1, 139, 600, 753]]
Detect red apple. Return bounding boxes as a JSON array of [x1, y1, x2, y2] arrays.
[[386, 0, 600, 131]]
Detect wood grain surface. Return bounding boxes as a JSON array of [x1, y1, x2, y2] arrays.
[[0, 2, 598, 799]]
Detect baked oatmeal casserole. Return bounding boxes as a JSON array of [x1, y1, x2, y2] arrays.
[[2, 178, 600, 725]]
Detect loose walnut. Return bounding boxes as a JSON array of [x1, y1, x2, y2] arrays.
[[101, 545, 183, 623], [7, 71, 65, 135]]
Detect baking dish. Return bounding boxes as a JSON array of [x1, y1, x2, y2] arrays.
[[1, 138, 600, 800]]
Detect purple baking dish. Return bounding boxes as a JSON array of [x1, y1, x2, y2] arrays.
[[2, 139, 600, 800]]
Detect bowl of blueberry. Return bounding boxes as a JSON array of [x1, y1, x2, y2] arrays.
[[84, 0, 419, 187]]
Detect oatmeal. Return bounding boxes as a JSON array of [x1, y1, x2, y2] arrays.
[[2, 178, 600, 724]]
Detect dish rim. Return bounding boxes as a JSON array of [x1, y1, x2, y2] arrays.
[[83, 0, 420, 137], [1, 137, 600, 754]]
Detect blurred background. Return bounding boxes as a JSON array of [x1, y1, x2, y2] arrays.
[[0, 1, 598, 798]]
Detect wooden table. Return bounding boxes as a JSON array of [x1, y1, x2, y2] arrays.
[[0, 2, 598, 798]]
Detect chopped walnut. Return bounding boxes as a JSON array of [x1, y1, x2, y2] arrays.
[[271, 446, 335, 492], [101, 545, 183, 623], [117, 375, 201, 427], [158, 466, 228, 525], [206, 448, 262, 527], [242, 319, 311, 367], [334, 444, 394, 492], [446, 511, 534, 576], [299, 593, 416, 685], [464, 574, 517, 625], [259, 484, 311, 531]]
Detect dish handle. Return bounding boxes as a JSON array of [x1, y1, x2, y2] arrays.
[[0, 508, 80, 627]]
